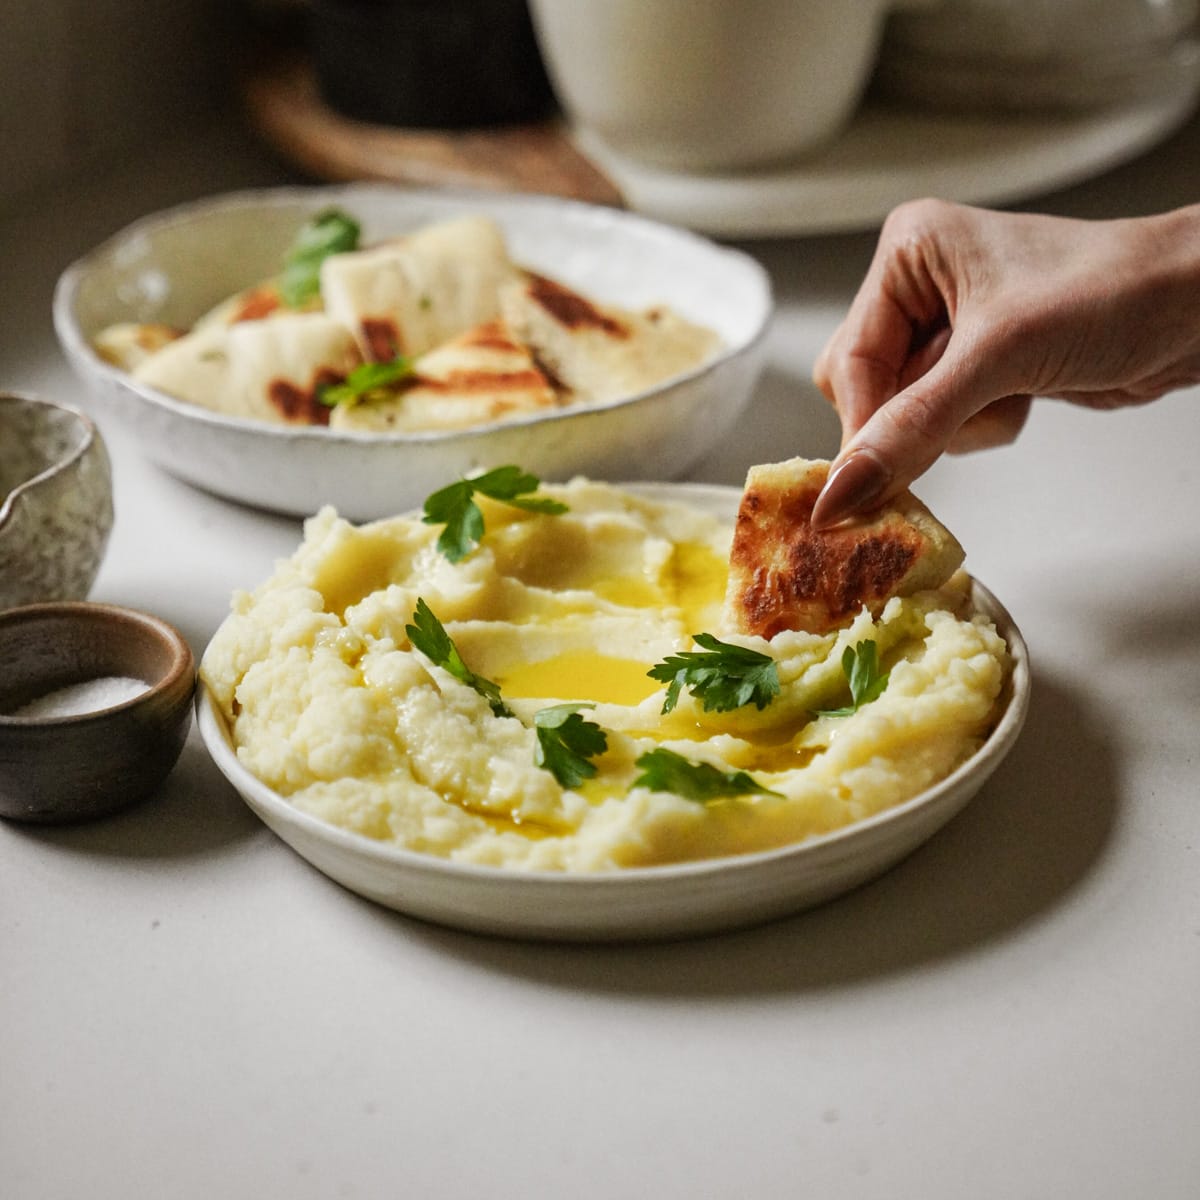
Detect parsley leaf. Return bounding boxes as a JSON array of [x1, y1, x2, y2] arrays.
[[632, 748, 780, 803], [318, 356, 414, 408], [648, 633, 779, 715], [423, 479, 485, 563], [813, 640, 890, 717], [405, 598, 512, 718], [533, 704, 608, 788], [279, 208, 361, 308], [471, 465, 568, 514], [422, 466, 568, 563]]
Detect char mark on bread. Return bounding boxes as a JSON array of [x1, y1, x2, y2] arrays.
[[723, 458, 965, 638]]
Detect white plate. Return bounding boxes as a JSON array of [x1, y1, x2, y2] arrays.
[[53, 187, 771, 521], [196, 482, 1031, 942], [578, 83, 1200, 237]]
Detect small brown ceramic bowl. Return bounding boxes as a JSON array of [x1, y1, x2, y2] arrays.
[[0, 602, 195, 822]]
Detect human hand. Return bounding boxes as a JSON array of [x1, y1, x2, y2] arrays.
[[811, 198, 1200, 528]]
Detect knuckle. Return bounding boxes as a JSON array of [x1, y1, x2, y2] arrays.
[[889, 386, 953, 446], [883, 197, 958, 245]]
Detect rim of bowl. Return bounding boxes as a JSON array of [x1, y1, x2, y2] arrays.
[[0, 601, 196, 727], [0, 392, 98, 531], [51, 183, 774, 447]]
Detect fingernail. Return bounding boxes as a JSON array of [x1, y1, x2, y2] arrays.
[[811, 450, 891, 530]]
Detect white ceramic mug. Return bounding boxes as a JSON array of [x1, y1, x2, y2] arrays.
[[528, 0, 933, 172]]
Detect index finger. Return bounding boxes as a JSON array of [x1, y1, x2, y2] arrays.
[[814, 284, 917, 439]]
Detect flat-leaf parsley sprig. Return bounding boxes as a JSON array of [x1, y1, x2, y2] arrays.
[[405, 598, 512, 718], [319, 356, 414, 409], [813, 640, 890, 718], [533, 704, 608, 789], [632, 748, 781, 803], [422, 466, 568, 563], [648, 633, 780, 715], [279, 208, 361, 308], [404, 602, 608, 787]]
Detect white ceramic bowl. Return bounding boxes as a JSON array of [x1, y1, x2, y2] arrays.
[[884, 0, 1198, 61], [53, 186, 772, 521], [196, 483, 1030, 942], [528, 0, 917, 170], [877, 0, 1200, 110]]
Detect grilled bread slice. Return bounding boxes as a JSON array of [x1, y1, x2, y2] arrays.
[[132, 312, 361, 426], [500, 273, 719, 404], [319, 215, 520, 362], [722, 457, 965, 638], [329, 319, 562, 433]]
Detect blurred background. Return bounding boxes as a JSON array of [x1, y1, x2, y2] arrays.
[[0, 0, 235, 212], [4, 0, 1197, 219]]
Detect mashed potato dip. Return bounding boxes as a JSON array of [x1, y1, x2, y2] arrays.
[[200, 478, 1009, 871]]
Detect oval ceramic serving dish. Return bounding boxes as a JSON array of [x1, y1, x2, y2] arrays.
[[195, 483, 1030, 942], [53, 186, 772, 521]]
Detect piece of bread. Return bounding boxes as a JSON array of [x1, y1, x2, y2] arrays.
[[319, 216, 520, 362], [132, 312, 361, 426], [722, 457, 965, 638], [192, 281, 308, 328], [329, 319, 563, 433], [499, 273, 720, 403], [93, 322, 182, 371]]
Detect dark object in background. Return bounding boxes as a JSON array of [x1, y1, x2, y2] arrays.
[[310, 0, 556, 128]]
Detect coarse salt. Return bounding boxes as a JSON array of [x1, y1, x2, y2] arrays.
[[10, 676, 149, 719]]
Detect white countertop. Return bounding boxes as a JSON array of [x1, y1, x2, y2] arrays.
[[3, 113, 1199, 1200]]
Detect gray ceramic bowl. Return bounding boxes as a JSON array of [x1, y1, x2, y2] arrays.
[[0, 602, 195, 822], [53, 185, 772, 521], [0, 392, 113, 611]]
